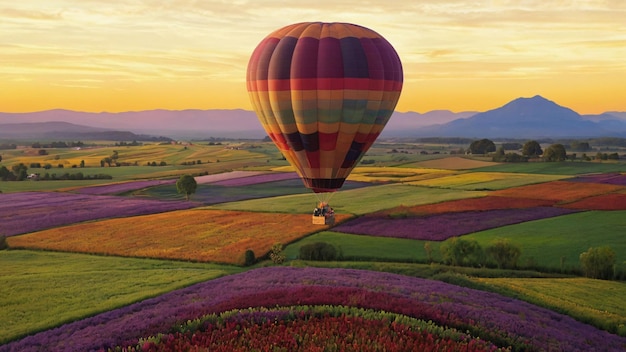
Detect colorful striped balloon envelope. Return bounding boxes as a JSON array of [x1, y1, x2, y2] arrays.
[[247, 22, 403, 195]]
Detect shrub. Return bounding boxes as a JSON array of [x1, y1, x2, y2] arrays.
[[440, 237, 485, 267], [0, 236, 7, 250], [270, 243, 286, 264], [580, 246, 615, 280], [485, 239, 521, 269], [244, 249, 256, 266], [299, 242, 338, 261]]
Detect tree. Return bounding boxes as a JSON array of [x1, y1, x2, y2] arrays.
[[522, 140, 543, 157], [485, 239, 521, 269], [176, 174, 197, 201], [468, 139, 496, 154], [580, 246, 615, 280], [0, 154, 3, 163], [543, 143, 567, 162], [440, 237, 484, 267]]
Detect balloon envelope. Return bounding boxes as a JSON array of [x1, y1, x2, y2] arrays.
[[247, 22, 403, 193]]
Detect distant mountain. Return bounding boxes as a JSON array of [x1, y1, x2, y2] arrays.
[[1, 97, 625, 139], [380, 110, 477, 137], [0, 121, 172, 141], [415, 95, 626, 138], [0, 109, 265, 140]]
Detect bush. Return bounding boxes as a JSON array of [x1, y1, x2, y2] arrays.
[[580, 246, 615, 280], [440, 237, 485, 267], [299, 242, 339, 261], [0, 236, 7, 250], [485, 239, 521, 269], [244, 249, 256, 266], [269, 243, 286, 265]]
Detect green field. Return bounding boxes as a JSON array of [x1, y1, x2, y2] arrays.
[[475, 161, 626, 174], [465, 210, 626, 270], [207, 183, 486, 215], [0, 250, 242, 344]]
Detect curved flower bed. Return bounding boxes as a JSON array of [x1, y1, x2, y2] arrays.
[[73, 179, 177, 195], [131, 306, 503, 352], [0, 192, 195, 236], [333, 207, 577, 241], [3, 267, 624, 352]]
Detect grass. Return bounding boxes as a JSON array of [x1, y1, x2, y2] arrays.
[[475, 161, 626, 174], [474, 277, 626, 336], [207, 183, 486, 215], [283, 231, 428, 262], [0, 250, 243, 344], [464, 210, 626, 270]]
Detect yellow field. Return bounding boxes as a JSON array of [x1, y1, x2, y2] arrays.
[[347, 166, 456, 183], [8, 209, 351, 265], [409, 156, 500, 170], [409, 172, 565, 190], [475, 277, 626, 332]]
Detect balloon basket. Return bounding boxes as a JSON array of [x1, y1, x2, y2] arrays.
[[312, 214, 335, 225]]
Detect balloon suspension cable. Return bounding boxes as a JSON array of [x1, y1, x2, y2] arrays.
[[313, 191, 336, 206]]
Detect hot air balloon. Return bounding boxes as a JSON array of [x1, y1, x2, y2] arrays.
[[246, 22, 403, 221]]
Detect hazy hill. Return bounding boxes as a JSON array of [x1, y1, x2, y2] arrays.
[[1, 96, 625, 139], [0, 121, 172, 141], [414, 95, 626, 138], [0, 109, 265, 140]]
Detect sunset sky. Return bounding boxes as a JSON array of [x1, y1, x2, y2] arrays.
[[1, 1, 625, 114]]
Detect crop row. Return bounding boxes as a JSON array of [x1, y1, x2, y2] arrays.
[[3, 267, 624, 352], [130, 306, 504, 352], [333, 207, 577, 241], [0, 192, 195, 236], [7, 209, 349, 265]]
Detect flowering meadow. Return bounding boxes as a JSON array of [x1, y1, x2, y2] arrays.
[[333, 207, 577, 241], [491, 180, 625, 202], [0, 192, 195, 236], [375, 196, 556, 217], [7, 209, 352, 265], [133, 306, 504, 352], [560, 193, 626, 210], [211, 172, 300, 187], [2, 267, 625, 352], [567, 172, 626, 186], [409, 172, 565, 190], [73, 179, 177, 195]]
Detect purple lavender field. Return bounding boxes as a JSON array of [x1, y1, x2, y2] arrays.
[[0, 192, 196, 236], [74, 179, 177, 195], [567, 172, 626, 186], [2, 267, 624, 352], [211, 172, 299, 187], [333, 207, 578, 241]]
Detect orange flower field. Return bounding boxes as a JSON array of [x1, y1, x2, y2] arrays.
[[376, 196, 556, 217], [7, 209, 351, 265], [559, 193, 626, 210], [491, 181, 625, 202]]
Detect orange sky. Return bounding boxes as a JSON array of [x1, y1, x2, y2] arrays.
[[1, 1, 625, 114]]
